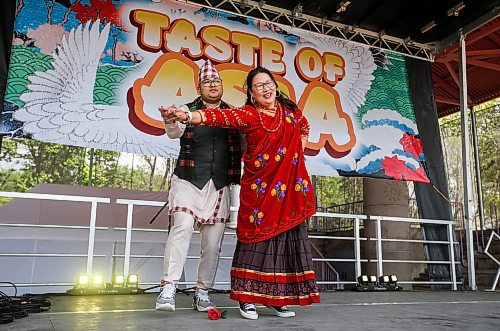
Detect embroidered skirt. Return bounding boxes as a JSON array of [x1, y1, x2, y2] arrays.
[[230, 222, 320, 306]]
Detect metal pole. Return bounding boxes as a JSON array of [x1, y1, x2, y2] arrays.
[[312, 175, 318, 207], [470, 109, 485, 249], [447, 224, 457, 290], [111, 242, 117, 279], [130, 154, 135, 190], [228, 184, 240, 230], [354, 217, 361, 278], [86, 201, 98, 276], [124, 204, 134, 277], [88, 148, 94, 187], [458, 30, 477, 290], [375, 217, 383, 278]]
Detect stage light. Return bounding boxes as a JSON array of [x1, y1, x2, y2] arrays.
[[357, 275, 369, 284], [292, 4, 303, 18], [421, 21, 437, 34], [447, 2, 465, 17], [113, 275, 125, 288], [67, 273, 144, 295], [127, 274, 139, 288], [92, 275, 105, 288], [336, 1, 351, 13], [404, 37, 414, 46], [379, 274, 402, 291], [354, 275, 377, 291], [76, 275, 90, 288]]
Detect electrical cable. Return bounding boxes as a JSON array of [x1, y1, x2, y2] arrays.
[[0, 282, 51, 325], [0, 282, 17, 297]]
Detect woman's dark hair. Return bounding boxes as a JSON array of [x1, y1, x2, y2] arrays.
[[245, 66, 298, 111]]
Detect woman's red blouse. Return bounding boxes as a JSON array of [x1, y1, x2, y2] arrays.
[[200, 102, 316, 243]]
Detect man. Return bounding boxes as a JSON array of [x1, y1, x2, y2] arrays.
[[156, 60, 241, 312]]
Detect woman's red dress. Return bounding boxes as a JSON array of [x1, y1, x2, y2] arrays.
[[200, 101, 320, 306], [201, 102, 316, 243]]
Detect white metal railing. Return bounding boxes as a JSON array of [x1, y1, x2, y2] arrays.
[[0, 191, 110, 278], [370, 215, 459, 290], [309, 213, 460, 289], [114, 199, 166, 277], [114, 199, 238, 280], [310, 212, 367, 282], [484, 231, 500, 291], [1, 193, 461, 289]]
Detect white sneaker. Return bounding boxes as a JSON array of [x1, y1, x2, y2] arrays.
[[266, 305, 295, 318], [239, 302, 258, 320], [155, 283, 176, 311], [192, 288, 215, 312]]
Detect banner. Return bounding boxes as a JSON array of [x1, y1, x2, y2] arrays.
[[1, 0, 429, 182]]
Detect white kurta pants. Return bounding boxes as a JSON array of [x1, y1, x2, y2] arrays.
[[162, 212, 226, 289]]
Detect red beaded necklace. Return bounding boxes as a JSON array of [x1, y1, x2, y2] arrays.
[[256, 101, 283, 133]]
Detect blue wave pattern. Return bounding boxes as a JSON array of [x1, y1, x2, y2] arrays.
[[363, 119, 415, 135], [357, 53, 415, 124]]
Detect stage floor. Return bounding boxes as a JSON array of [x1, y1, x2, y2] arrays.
[[3, 290, 500, 330]]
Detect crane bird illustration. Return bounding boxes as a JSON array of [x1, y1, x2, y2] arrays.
[[14, 20, 177, 157]]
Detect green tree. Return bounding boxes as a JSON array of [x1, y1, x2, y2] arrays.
[[440, 99, 499, 224], [0, 138, 175, 193], [473, 102, 500, 208], [314, 176, 363, 212]]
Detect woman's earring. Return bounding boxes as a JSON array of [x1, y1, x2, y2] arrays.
[[276, 90, 281, 97], [251, 96, 256, 105]]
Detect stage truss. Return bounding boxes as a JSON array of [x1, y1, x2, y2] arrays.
[[183, 0, 436, 61]]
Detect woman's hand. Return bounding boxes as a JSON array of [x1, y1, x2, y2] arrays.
[[158, 105, 187, 124]]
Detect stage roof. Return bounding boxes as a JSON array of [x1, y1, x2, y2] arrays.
[[187, 1, 499, 116], [434, 18, 500, 116]]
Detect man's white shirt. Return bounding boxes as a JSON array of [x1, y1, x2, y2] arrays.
[[164, 105, 189, 138]]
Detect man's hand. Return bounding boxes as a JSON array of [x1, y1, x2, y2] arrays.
[[159, 105, 201, 125]]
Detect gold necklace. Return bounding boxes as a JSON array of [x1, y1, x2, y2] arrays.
[[256, 102, 282, 133]]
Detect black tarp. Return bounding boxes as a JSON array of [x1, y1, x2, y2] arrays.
[[406, 58, 463, 287], [0, 0, 16, 150], [0, 0, 16, 109]]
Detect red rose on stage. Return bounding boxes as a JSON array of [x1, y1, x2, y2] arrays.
[[208, 308, 223, 320]]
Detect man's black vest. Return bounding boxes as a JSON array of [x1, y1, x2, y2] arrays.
[[173, 97, 241, 190]]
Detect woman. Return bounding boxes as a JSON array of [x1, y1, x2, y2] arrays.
[[160, 66, 320, 319]]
